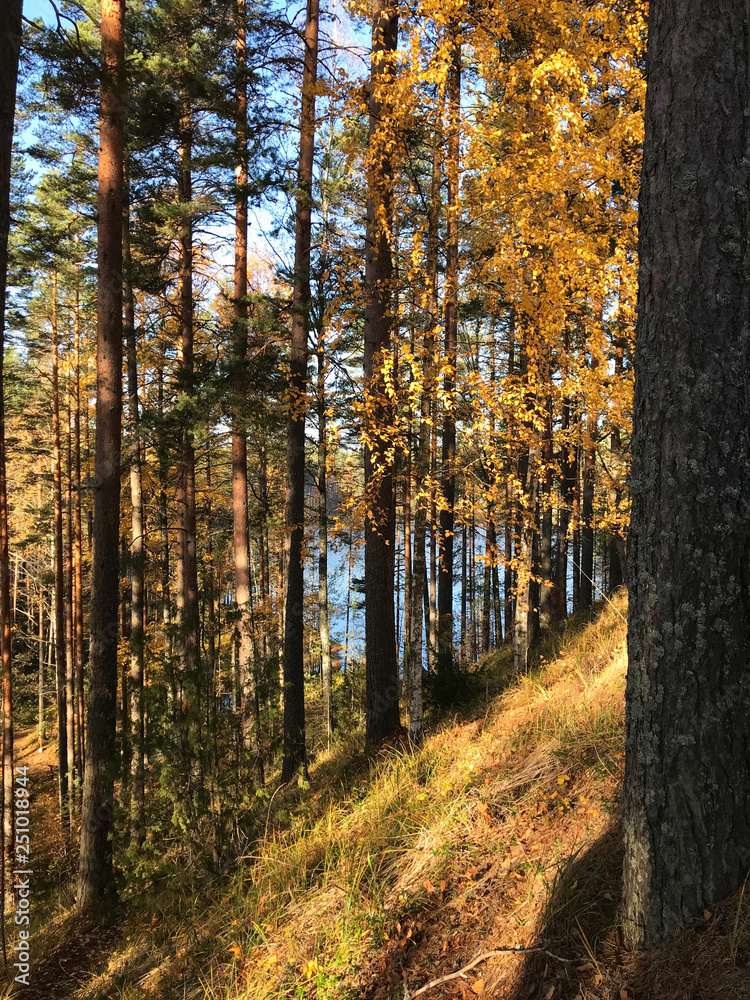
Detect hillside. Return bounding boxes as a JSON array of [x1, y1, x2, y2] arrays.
[[5, 592, 750, 1000]]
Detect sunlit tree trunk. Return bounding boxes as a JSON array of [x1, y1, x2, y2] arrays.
[[539, 393, 554, 628], [78, 0, 125, 916], [232, 0, 262, 781], [176, 116, 198, 663], [0, 0, 22, 889], [51, 272, 69, 829], [64, 361, 76, 791], [608, 332, 625, 590], [406, 105, 441, 739], [513, 447, 539, 675], [73, 287, 85, 772], [124, 185, 145, 845]]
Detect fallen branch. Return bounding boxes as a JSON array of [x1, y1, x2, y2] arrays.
[[410, 945, 578, 997]]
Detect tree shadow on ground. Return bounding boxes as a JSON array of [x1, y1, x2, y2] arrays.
[[508, 820, 750, 1000], [6, 911, 122, 1000], [505, 820, 625, 1000]]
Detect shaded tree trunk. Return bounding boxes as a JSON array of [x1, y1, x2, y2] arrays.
[[580, 347, 598, 609], [437, 33, 461, 673], [282, 0, 318, 780], [622, 0, 750, 947], [363, 0, 401, 745], [317, 346, 334, 744]]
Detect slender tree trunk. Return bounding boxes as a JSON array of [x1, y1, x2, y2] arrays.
[[481, 514, 494, 654], [513, 448, 539, 675], [231, 0, 262, 781], [175, 107, 200, 815], [504, 311, 516, 640], [0, 2, 21, 901], [73, 288, 85, 773], [437, 33, 461, 673], [78, 0, 124, 916], [65, 366, 76, 792], [609, 333, 625, 591], [580, 347, 598, 609], [571, 421, 581, 612], [539, 393, 553, 628], [363, 0, 401, 746], [429, 420, 438, 665], [124, 187, 145, 846], [282, 0, 318, 780], [317, 346, 333, 744], [38, 584, 44, 750], [554, 363, 573, 621], [403, 400, 412, 681], [406, 105, 441, 739], [52, 273, 69, 829], [623, 0, 750, 946]]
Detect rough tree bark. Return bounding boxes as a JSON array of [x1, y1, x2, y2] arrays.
[[622, 0, 750, 948], [78, 0, 125, 916], [282, 0, 318, 781], [363, 0, 401, 745]]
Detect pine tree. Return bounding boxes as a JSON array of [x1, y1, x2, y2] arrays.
[[78, 0, 125, 916], [622, 0, 750, 948]]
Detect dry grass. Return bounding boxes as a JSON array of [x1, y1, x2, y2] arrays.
[[11, 591, 750, 1000]]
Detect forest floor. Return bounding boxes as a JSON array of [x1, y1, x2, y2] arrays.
[[3, 591, 750, 1000]]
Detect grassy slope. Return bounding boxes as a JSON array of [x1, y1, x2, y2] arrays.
[[6, 592, 750, 1000]]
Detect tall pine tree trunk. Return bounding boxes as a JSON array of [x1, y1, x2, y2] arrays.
[[437, 34, 461, 673], [317, 346, 333, 743], [64, 368, 76, 791], [175, 107, 200, 805], [51, 273, 69, 829], [406, 105, 441, 740], [73, 287, 85, 773], [0, 0, 22, 889], [580, 344, 598, 609], [282, 0, 318, 780], [124, 188, 145, 845], [78, 0, 124, 915], [231, 0, 262, 780], [363, 0, 401, 745]]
